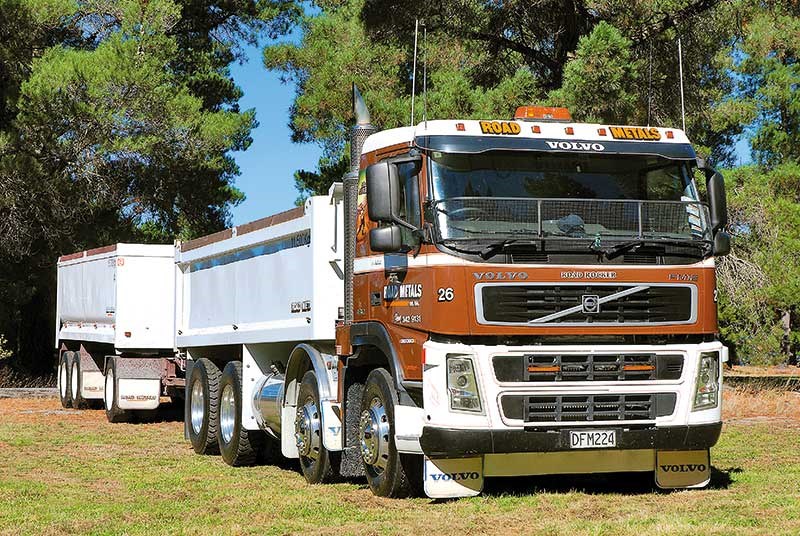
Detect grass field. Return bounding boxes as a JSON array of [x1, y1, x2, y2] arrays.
[[1, 388, 799, 536]]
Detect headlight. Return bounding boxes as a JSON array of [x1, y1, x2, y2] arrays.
[[447, 355, 482, 413], [692, 351, 720, 411]]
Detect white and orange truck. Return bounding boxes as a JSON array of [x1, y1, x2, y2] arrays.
[[56, 88, 730, 498]]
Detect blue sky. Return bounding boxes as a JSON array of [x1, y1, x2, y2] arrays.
[[228, 45, 322, 226]]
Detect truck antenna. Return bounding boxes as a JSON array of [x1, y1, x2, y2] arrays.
[[423, 21, 428, 127], [410, 19, 420, 127], [677, 34, 686, 132]]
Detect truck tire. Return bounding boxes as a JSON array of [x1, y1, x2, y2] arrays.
[[58, 351, 73, 409], [188, 358, 221, 455], [71, 352, 88, 409], [296, 369, 339, 484], [104, 357, 131, 423], [217, 361, 264, 466], [360, 368, 420, 497]]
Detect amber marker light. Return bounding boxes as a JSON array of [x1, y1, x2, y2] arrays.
[[565, 126, 574, 135], [456, 123, 465, 131], [528, 366, 560, 373], [666, 130, 674, 139], [623, 364, 655, 372], [514, 106, 572, 122], [598, 128, 607, 136], [531, 125, 541, 134]]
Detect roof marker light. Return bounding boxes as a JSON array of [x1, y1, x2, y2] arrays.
[[531, 125, 541, 134], [514, 106, 572, 122], [598, 128, 607, 136], [666, 130, 674, 139], [565, 127, 574, 135], [456, 123, 465, 132]]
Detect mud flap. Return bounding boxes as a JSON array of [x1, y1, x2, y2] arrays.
[[423, 456, 483, 498], [655, 449, 711, 489], [117, 378, 161, 410]]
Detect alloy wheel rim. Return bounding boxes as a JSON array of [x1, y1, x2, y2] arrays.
[[219, 384, 236, 444], [359, 396, 390, 473], [190, 379, 205, 435]]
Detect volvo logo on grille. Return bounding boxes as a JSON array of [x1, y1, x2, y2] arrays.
[[582, 295, 600, 314]]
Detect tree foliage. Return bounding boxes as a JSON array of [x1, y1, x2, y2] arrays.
[[268, 0, 800, 364], [0, 0, 296, 371]]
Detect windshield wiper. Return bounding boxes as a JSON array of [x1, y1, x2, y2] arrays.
[[441, 239, 539, 260], [591, 238, 712, 260]]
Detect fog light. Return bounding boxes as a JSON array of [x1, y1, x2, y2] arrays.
[[447, 355, 482, 413], [693, 351, 720, 411]]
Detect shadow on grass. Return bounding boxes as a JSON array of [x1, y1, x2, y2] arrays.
[[475, 465, 739, 498]]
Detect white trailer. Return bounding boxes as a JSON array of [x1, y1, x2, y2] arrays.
[[55, 244, 181, 421], [174, 195, 349, 467]]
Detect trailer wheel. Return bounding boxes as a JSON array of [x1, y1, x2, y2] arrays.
[[188, 358, 221, 455], [217, 361, 264, 466], [70, 353, 88, 409], [360, 368, 419, 497], [58, 352, 73, 409], [104, 357, 131, 423], [296, 370, 338, 483]]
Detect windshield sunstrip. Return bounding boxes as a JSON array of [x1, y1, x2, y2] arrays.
[[416, 135, 697, 160]]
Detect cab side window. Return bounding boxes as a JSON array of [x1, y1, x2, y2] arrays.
[[396, 161, 421, 248]]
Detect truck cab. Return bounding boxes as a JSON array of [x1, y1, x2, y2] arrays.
[[342, 105, 729, 497]]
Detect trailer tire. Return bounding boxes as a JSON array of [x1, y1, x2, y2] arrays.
[[217, 361, 264, 466], [188, 358, 221, 455], [360, 368, 419, 498], [296, 370, 339, 484], [104, 357, 131, 423], [58, 351, 73, 409], [71, 353, 88, 409]]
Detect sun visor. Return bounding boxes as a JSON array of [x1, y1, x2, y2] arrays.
[[415, 135, 697, 160]]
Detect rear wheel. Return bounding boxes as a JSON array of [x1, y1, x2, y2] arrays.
[[104, 357, 130, 423], [188, 358, 221, 455], [360, 368, 420, 497], [296, 370, 338, 483], [217, 361, 264, 466], [58, 352, 73, 409], [71, 353, 87, 409]]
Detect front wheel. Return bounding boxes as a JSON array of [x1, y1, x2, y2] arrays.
[[359, 368, 420, 497]]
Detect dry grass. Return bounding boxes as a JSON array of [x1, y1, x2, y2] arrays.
[[723, 385, 800, 422], [0, 365, 55, 388], [727, 365, 800, 377], [0, 392, 798, 535]]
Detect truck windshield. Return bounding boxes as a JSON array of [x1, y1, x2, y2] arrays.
[[428, 150, 710, 242]]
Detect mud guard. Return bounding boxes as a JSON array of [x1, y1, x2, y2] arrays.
[[655, 449, 711, 488], [423, 456, 484, 498]]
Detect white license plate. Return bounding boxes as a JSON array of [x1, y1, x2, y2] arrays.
[[569, 430, 617, 449]]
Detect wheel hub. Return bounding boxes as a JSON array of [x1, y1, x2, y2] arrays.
[[359, 397, 390, 472], [295, 399, 321, 459]]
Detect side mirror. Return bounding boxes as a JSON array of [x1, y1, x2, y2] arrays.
[[713, 231, 731, 257], [369, 225, 402, 252], [366, 162, 400, 223], [705, 169, 728, 233]]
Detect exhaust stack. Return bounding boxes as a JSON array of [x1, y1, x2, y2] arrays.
[[343, 85, 377, 324]]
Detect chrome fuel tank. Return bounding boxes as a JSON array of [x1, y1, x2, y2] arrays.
[[252, 372, 284, 437]]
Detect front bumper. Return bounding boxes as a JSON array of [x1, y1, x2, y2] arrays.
[[420, 422, 722, 457]]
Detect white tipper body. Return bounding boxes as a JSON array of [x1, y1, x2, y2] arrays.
[[55, 244, 176, 351], [175, 194, 344, 438]]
